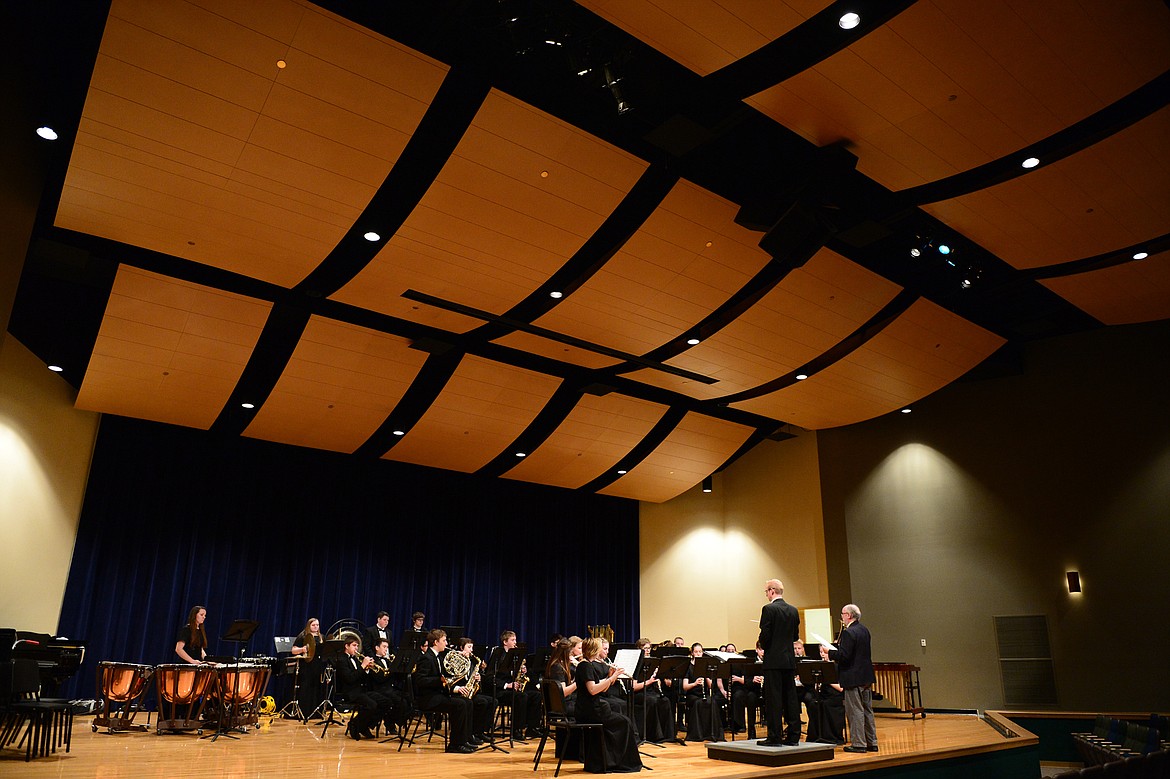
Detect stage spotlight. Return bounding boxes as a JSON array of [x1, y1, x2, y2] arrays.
[[702, 476, 713, 493], [937, 244, 951, 255], [603, 65, 632, 115]]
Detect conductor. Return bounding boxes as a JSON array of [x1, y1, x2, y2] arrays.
[[758, 579, 801, 746]]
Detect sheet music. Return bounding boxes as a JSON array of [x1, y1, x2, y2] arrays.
[[704, 650, 744, 662], [613, 648, 641, 677], [810, 632, 838, 651]]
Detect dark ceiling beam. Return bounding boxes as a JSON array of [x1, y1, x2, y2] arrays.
[[713, 289, 919, 405], [466, 163, 678, 341], [353, 349, 464, 458], [475, 382, 581, 478], [577, 406, 688, 494], [1023, 231, 1170, 280], [701, 0, 920, 102], [294, 66, 491, 299], [898, 69, 1170, 206]]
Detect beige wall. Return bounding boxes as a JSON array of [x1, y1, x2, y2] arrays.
[[0, 334, 100, 633], [639, 430, 829, 651]]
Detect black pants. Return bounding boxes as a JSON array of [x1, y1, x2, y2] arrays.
[[762, 669, 800, 743]]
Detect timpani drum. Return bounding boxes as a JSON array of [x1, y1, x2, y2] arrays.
[[154, 663, 215, 734], [213, 663, 272, 730], [93, 661, 154, 733]]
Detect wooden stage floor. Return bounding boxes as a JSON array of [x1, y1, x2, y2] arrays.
[[2, 712, 1032, 779]]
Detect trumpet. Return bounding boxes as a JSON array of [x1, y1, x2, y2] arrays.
[[356, 651, 392, 675]]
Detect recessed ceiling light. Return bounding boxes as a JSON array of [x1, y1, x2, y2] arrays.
[[241, 402, 255, 409], [795, 374, 808, 381], [549, 290, 563, 299], [901, 407, 912, 414], [276, 60, 287, 69], [516, 452, 526, 458], [617, 469, 627, 475], [363, 231, 381, 242], [36, 126, 58, 141], [1021, 157, 1040, 169], [540, 170, 549, 178], [838, 12, 861, 29], [686, 337, 700, 345], [909, 247, 921, 258], [392, 429, 405, 436], [937, 244, 952, 256], [48, 365, 63, 372], [960, 278, 972, 289], [705, 241, 713, 248], [1132, 251, 1149, 260]]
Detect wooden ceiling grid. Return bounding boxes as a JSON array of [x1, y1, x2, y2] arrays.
[[332, 90, 647, 330], [381, 356, 563, 473], [76, 267, 271, 429], [923, 107, 1170, 269], [241, 317, 427, 452], [1041, 251, 1170, 326], [730, 298, 1004, 428], [629, 249, 903, 399], [578, 0, 811, 76], [744, 0, 1170, 192], [530, 180, 770, 358], [505, 393, 669, 489], [598, 412, 754, 503]]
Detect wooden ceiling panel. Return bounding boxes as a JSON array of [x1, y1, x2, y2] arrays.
[[382, 356, 563, 472], [579, 0, 810, 76], [1041, 252, 1170, 325], [731, 298, 1004, 428], [924, 107, 1170, 268], [243, 317, 427, 452], [506, 394, 668, 489], [598, 413, 754, 503], [624, 249, 902, 398], [534, 180, 772, 357], [747, 0, 1170, 190], [76, 266, 271, 429], [334, 90, 646, 326]]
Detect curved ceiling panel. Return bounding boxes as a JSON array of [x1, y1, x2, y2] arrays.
[[598, 412, 755, 503], [1040, 251, 1170, 326], [746, 0, 1170, 191], [922, 107, 1170, 268], [241, 316, 428, 452], [382, 355, 563, 473], [731, 298, 1005, 428], [76, 266, 271, 429], [54, 1, 444, 287], [532, 180, 771, 359], [579, 0, 810, 76], [505, 393, 668, 490], [628, 249, 902, 398], [332, 90, 648, 329]]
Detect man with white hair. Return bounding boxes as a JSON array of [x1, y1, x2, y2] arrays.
[[822, 604, 877, 753]]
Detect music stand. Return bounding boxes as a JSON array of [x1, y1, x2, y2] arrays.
[[655, 655, 691, 745], [493, 648, 525, 749], [796, 660, 841, 744], [221, 619, 260, 659], [726, 657, 760, 741], [382, 650, 422, 747], [307, 640, 347, 721], [400, 630, 426, 651], [439, 625, 465, 642], [631, 654, 665, 751]]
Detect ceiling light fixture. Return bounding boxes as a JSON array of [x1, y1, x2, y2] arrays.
[[901, 408, 912, 414], [603, 64, 632, 115], [909, 247, 922, 258], [795, 374, 809, 381], [1132, 251, 1149, 260], [515, 452, 526, 458], [617, 469, 627, 475], [241, 402, 255, 409], [392, 430, 405, 436], [1022, 157, 1040, 169], [549, 290, 563, 299], [686, 337, 700, 346], [960, 278, 973, 289], [48, 364, 64, 372], [363, 231, 381, 242], [937, 244, 951, 255], [702, 476, 713, 493], [838, 12, 861, 29], [36, 126, 58, 140], [276, 60, 287, 69]]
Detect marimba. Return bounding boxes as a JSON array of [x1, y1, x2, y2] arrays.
[[872, 663, 924, 718]]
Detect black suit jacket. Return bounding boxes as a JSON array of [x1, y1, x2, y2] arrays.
[[363, 625, 393, 654], [413, 648, 448, 707], [758, 596, 800, 670], [336, 654, 368, 700], [827, 621, 875, 688]]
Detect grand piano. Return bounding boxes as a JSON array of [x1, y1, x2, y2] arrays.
[[1, 628, 87, 697]]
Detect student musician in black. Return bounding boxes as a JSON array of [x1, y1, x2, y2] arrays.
[[335, 637, 381, 740], [575, 638, 643, 773], [413, 629, 476, 753], [291, 617, 324, 719], [682, 643, 725, 742], [174, 605, 207, 664], [631, 638, 675, 743]]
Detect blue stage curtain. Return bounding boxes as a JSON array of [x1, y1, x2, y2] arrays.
[[56, 416, 639, 698]]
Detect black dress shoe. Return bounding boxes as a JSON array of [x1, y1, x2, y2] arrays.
[[347, 728, 362, 741], [843, 745, 867, 753], [758, 738, 784, 747], [525, 729, 543, 740], [867, 746, 879, 752], [784, 740, 800, 746], [470, 734, 484, 745], [446, 743, 476, 753]]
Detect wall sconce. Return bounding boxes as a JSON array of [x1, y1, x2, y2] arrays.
[[1066, 571, 1081, 593]]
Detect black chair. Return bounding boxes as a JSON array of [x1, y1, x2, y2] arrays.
[[534, 681, 606, 777], [0, 659, 73, 761]]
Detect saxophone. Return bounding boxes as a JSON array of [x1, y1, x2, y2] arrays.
[[515, 659, 529, 692], [442, 651, 483, 697]]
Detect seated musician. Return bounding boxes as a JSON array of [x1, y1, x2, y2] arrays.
[[730, 643, 764, 739], [598, 639, 628, 715], [682, 643, 725, 742], [484, 630, 542, 740], [632, 638, 675, 743], [448, 637, 496, 744], [335, 636, 382, 741], [175, 605, 207, 664], [363, 611, 393, 654], [797, 640, 845, 745], [412, 629, 477, 753], [367, 638, 410, 733]]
